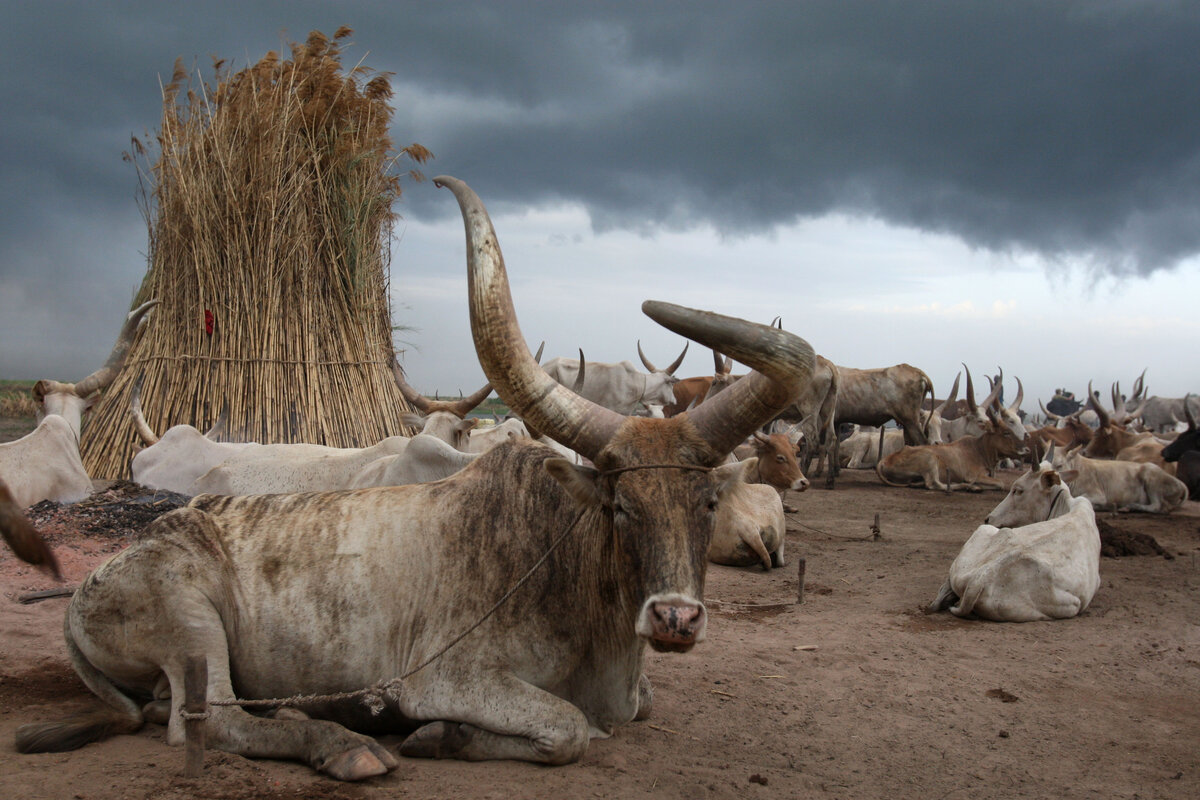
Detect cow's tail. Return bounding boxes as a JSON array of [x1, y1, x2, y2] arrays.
[[874, 433, 910, 488], [920, 371, 935, 441], [15, 624, 144, 753], [950, 579, 985, 618]]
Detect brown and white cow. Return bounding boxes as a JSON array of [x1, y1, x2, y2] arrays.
[[1083, 381, 1174, 474], [707, 458, 786, 570], [1, 301, 156, 508], [834, 362, 934, 446], [16, 175, 815, 779], [875, 405, 1028, 492]]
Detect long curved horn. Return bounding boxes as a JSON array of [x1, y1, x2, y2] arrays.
[[663, 341, 688, 375], [1087, 380, 1111, 427], [74, 300, 159, 398], [963, 363, 978, 414], [711, 347, 725, 373], [637, 340, 689, 375], [437, 175, 623, 459], [637, 340, 658, 373], [1132, 368, 1147, 400], [643, 301, 814, 458], [573, 348, 586, 393], [979, 368, 1003, 412], [1008, 376, 1024, 413], [935, 372, 961, 414], [389, 356, 493, 418], [1184, 393, 1197, 430], [128, 375, 159, 445]]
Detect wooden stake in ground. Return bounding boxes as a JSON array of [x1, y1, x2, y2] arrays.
[[183, 654, 208, 777]]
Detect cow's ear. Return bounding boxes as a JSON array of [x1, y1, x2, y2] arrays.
[[1057, 469, 1079, 484], [1039, 470, 1063, 489], [713, 459, 752, 500], [544, 458, 604, 507]]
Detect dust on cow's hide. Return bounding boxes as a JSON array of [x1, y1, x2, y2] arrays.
[[1096, 519, 1173, 560]]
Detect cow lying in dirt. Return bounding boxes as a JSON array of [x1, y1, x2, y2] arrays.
[[928, 463, 1100, 622], [708, 458, 785, 570]]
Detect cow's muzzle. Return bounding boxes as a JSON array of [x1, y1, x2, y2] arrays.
[[637, 594, 707, 653]]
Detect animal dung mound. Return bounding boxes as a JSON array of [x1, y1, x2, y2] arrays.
[[1096, 519, 1173, 559]]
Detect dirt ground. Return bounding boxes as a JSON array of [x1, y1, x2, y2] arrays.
[[1, 441, 1198, 799]]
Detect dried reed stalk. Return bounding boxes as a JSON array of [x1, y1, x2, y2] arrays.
[[81, 28, 433, 478]]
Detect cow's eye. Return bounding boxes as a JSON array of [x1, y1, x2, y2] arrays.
[[776, 455, 786, 463]]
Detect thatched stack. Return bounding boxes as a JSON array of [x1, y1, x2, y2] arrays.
[[82, 28, 433, 479]]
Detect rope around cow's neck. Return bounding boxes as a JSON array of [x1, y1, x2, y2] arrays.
[[208, 462, 713, 714]]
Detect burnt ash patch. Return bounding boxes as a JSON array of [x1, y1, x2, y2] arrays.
[[27, 481, 190, 542], [1096, 519, 1173, 559]]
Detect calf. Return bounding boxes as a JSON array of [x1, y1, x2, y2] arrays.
[[928, 463, 1100, 622], [707, 458, 786, 570]]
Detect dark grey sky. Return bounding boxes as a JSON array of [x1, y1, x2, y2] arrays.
[[2, 1, 1198, 399]]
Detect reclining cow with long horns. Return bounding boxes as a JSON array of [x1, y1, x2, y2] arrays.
[[0, 300, 157, 508], [16, 176, 815, 780]]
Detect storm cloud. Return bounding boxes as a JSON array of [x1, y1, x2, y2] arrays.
[[2, 1, 1199, 387]]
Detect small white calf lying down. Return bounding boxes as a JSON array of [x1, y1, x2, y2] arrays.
[[707, 458, 786, 570], [1048, 445, 1187, 514], [929, 463, 1100, 622]]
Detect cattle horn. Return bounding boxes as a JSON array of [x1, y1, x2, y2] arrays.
[[437, 175, 624, 459], [638, 339, 689, 375], [1086, 380, 1111, 428], [963, 364, 980, 415], [573, 349, 586, 393], [1184, 394, 1197, 430], [73, 299, 159, 399], [643, 301, 814, 459], [980, 367, 1003, 413], [934, 372, 961, 415], [128, 374, 160, 446], [389, 356, 493, 418], [1009, 376, 1023, 413], [1132, 369, 1147, 400]]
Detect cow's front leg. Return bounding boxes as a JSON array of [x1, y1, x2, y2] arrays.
[[397, 670, 590, 764]]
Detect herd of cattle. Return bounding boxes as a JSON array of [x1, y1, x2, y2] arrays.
[[1, 176, 1197, 780]]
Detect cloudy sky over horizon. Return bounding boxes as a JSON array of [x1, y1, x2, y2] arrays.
[[3, 1, 1199, 409]]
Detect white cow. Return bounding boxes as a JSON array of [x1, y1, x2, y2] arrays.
[[1, 301, 157, 508], [189, 435, 411, 496], [1047, 444, 1188, 514], [707, 458, 786, 570], [130, 383, 261, 493], [347, 433, 481, 488], [929, 463, 1100, 622], [542, 340, 687, 415]]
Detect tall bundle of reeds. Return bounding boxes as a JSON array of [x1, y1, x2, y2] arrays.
[[82, 28, 433, 479]]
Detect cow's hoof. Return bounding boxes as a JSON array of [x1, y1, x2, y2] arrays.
[[318, 745, 390, 781], [399, 721, 473, 759], [635, 673, 654, 721]]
